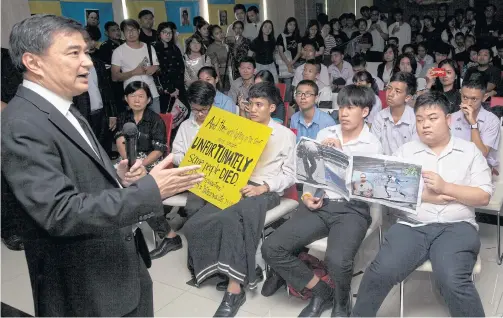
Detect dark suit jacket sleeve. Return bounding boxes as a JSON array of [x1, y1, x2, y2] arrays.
[[1, 118, 163, 237]]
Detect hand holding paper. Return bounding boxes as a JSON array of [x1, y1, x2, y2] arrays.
[[422, 171, 447, 194]]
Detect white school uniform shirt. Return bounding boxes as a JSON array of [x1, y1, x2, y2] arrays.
[[111, 42, 160, 98], [369, 20, 389, 53], [304, 124, 383, 200], [449, 107, 501, 168], [88, 67, 104, 112], [243, 21, 260, 40], [249, 119, 297, 195], [172, 118, 201, 166], [328, 61, 354, 84], [370, 106, 418, 155], [366, 95, 383, 125], [293, 63, 330, 89], [388, 22, 411, 51], [394, 137, 493, 229]]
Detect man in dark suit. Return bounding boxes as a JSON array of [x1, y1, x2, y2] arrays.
[[74, 28, 118, 156], [1, 15, 204, 317]]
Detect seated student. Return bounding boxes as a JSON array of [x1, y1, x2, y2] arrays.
[[352, 91, 493, 317], [172, 81, 216, 167], [228, 56, 256, 105], [302, 59, 328, 90], [460, 44, 479, 77], [262, 85, 383, 317], [293, 43, 330, 88], [388, 36, 399, 48], [347, 55, 385, 90], [463, 46, 501, 100], [419, 41, 450, 78], [450, 77, 501, 172], [254, 70, 286, 123], [426, 58, 462, 113], [371, 72, 418, 155], [290, 80, 336, 142], [197, 66, 235, 114], [352, 71, 382, 125], [416, 42, 434, 69], [183, 82, 296, 317], [328, 47, 354, 85]]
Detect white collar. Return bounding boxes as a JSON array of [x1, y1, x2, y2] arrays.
[[327, 124, 374, 145], [22, 80, 73, 115]]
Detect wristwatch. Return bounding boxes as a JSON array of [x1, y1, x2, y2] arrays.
[[470, 123, 479, 129]]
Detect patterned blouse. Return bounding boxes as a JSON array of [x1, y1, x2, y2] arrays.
[[153, 41, 185, 95]]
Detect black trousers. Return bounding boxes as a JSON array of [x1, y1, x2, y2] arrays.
[[146, 206, 172, 238], [351, 222, 484, 317], [262, 200, 370, 300]]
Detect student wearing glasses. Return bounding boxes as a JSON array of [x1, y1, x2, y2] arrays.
[[289, 80, 336, 143], [172, 81, 216, 167]]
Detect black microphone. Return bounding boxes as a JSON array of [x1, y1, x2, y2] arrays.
[[123, 122, 138, 169]]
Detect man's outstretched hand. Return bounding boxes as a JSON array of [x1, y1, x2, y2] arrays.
[[150, 154, 205, 199]]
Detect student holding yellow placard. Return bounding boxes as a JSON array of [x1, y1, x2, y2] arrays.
[[182, 82, 296, 318]]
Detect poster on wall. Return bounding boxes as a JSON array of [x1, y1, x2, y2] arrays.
[[219, 10, 228, 26], [180, 7, 191, 26], [60, 1, 114, 41], [166, 1, 200, 34]]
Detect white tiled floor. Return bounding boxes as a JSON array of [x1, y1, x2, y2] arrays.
[[2, 223, 502, 317]]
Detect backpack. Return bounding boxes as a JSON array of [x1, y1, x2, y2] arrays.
[[287, 252, 335, 300]]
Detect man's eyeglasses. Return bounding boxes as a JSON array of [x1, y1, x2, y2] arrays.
[[191, 108, 210, 115], [295, 92, 316, 98]]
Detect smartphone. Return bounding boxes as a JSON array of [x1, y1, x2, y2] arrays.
[[431, 68, 446, 77], [314, 188, 325, 199]]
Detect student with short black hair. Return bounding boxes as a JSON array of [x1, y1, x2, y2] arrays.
[[292, 43, 330, 88], [253, 70, 286, 123], [138, 9, 157, 45], [112, 19, 161, 113], [226, 4, 247, 37], [463, 46, 501, 99], [98, 21, 124, 66], [348, 55, 385, 90], [352, 71, 382, 125], [228, 56, 256, 105], [328, 47, 354, 85], [172, 80, 216, 166], [184, 82, 296, 317], [290, 79, 336, 142], [198, 66, 235, 114], [352, 91, 492, 317], [450, 77, 501, 171], [262, 84, 382, 317], [244, 5, 261, 39], [371, 72, 418, 155]]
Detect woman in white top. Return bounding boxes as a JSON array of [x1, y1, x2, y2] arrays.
[[184, 35, 212, 87], [352, 70, 382, 126], [441, 16, 462, 47], [377, 44, 398, 85]]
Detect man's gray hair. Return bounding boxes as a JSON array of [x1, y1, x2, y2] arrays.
[[9, 14, 84, 72]]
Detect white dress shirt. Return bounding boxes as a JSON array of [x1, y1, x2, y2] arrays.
[[394, 137, 493, 229], [371, 106, 417, 155], [249, 119, 297, 194], [243, 21, 260, 40], [293, 63, 330, 89], [22, 80, 99, 157], [304, 124, 383, 200], [369, 20, 388, 53], [88, 67, 104, 112], [172, 118, 201, 166], [388, 22, 411, 51]]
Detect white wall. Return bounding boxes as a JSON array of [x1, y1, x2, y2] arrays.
[[1, 0, 31, 48], [265, 0, 295, 33]]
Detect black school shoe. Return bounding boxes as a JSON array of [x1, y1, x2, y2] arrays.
[[149, 235, 182, 260], [214, 289, 246, 317]]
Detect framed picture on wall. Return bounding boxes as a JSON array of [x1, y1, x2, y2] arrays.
[[85, 9, 100, 27], [219, 10, 228, 26], [181, 7, 191, 26]]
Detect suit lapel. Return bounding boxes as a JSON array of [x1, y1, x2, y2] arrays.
[[16, 86, 119, 184]]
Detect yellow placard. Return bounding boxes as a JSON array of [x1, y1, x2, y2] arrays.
[[180, 107, 272, 209]]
